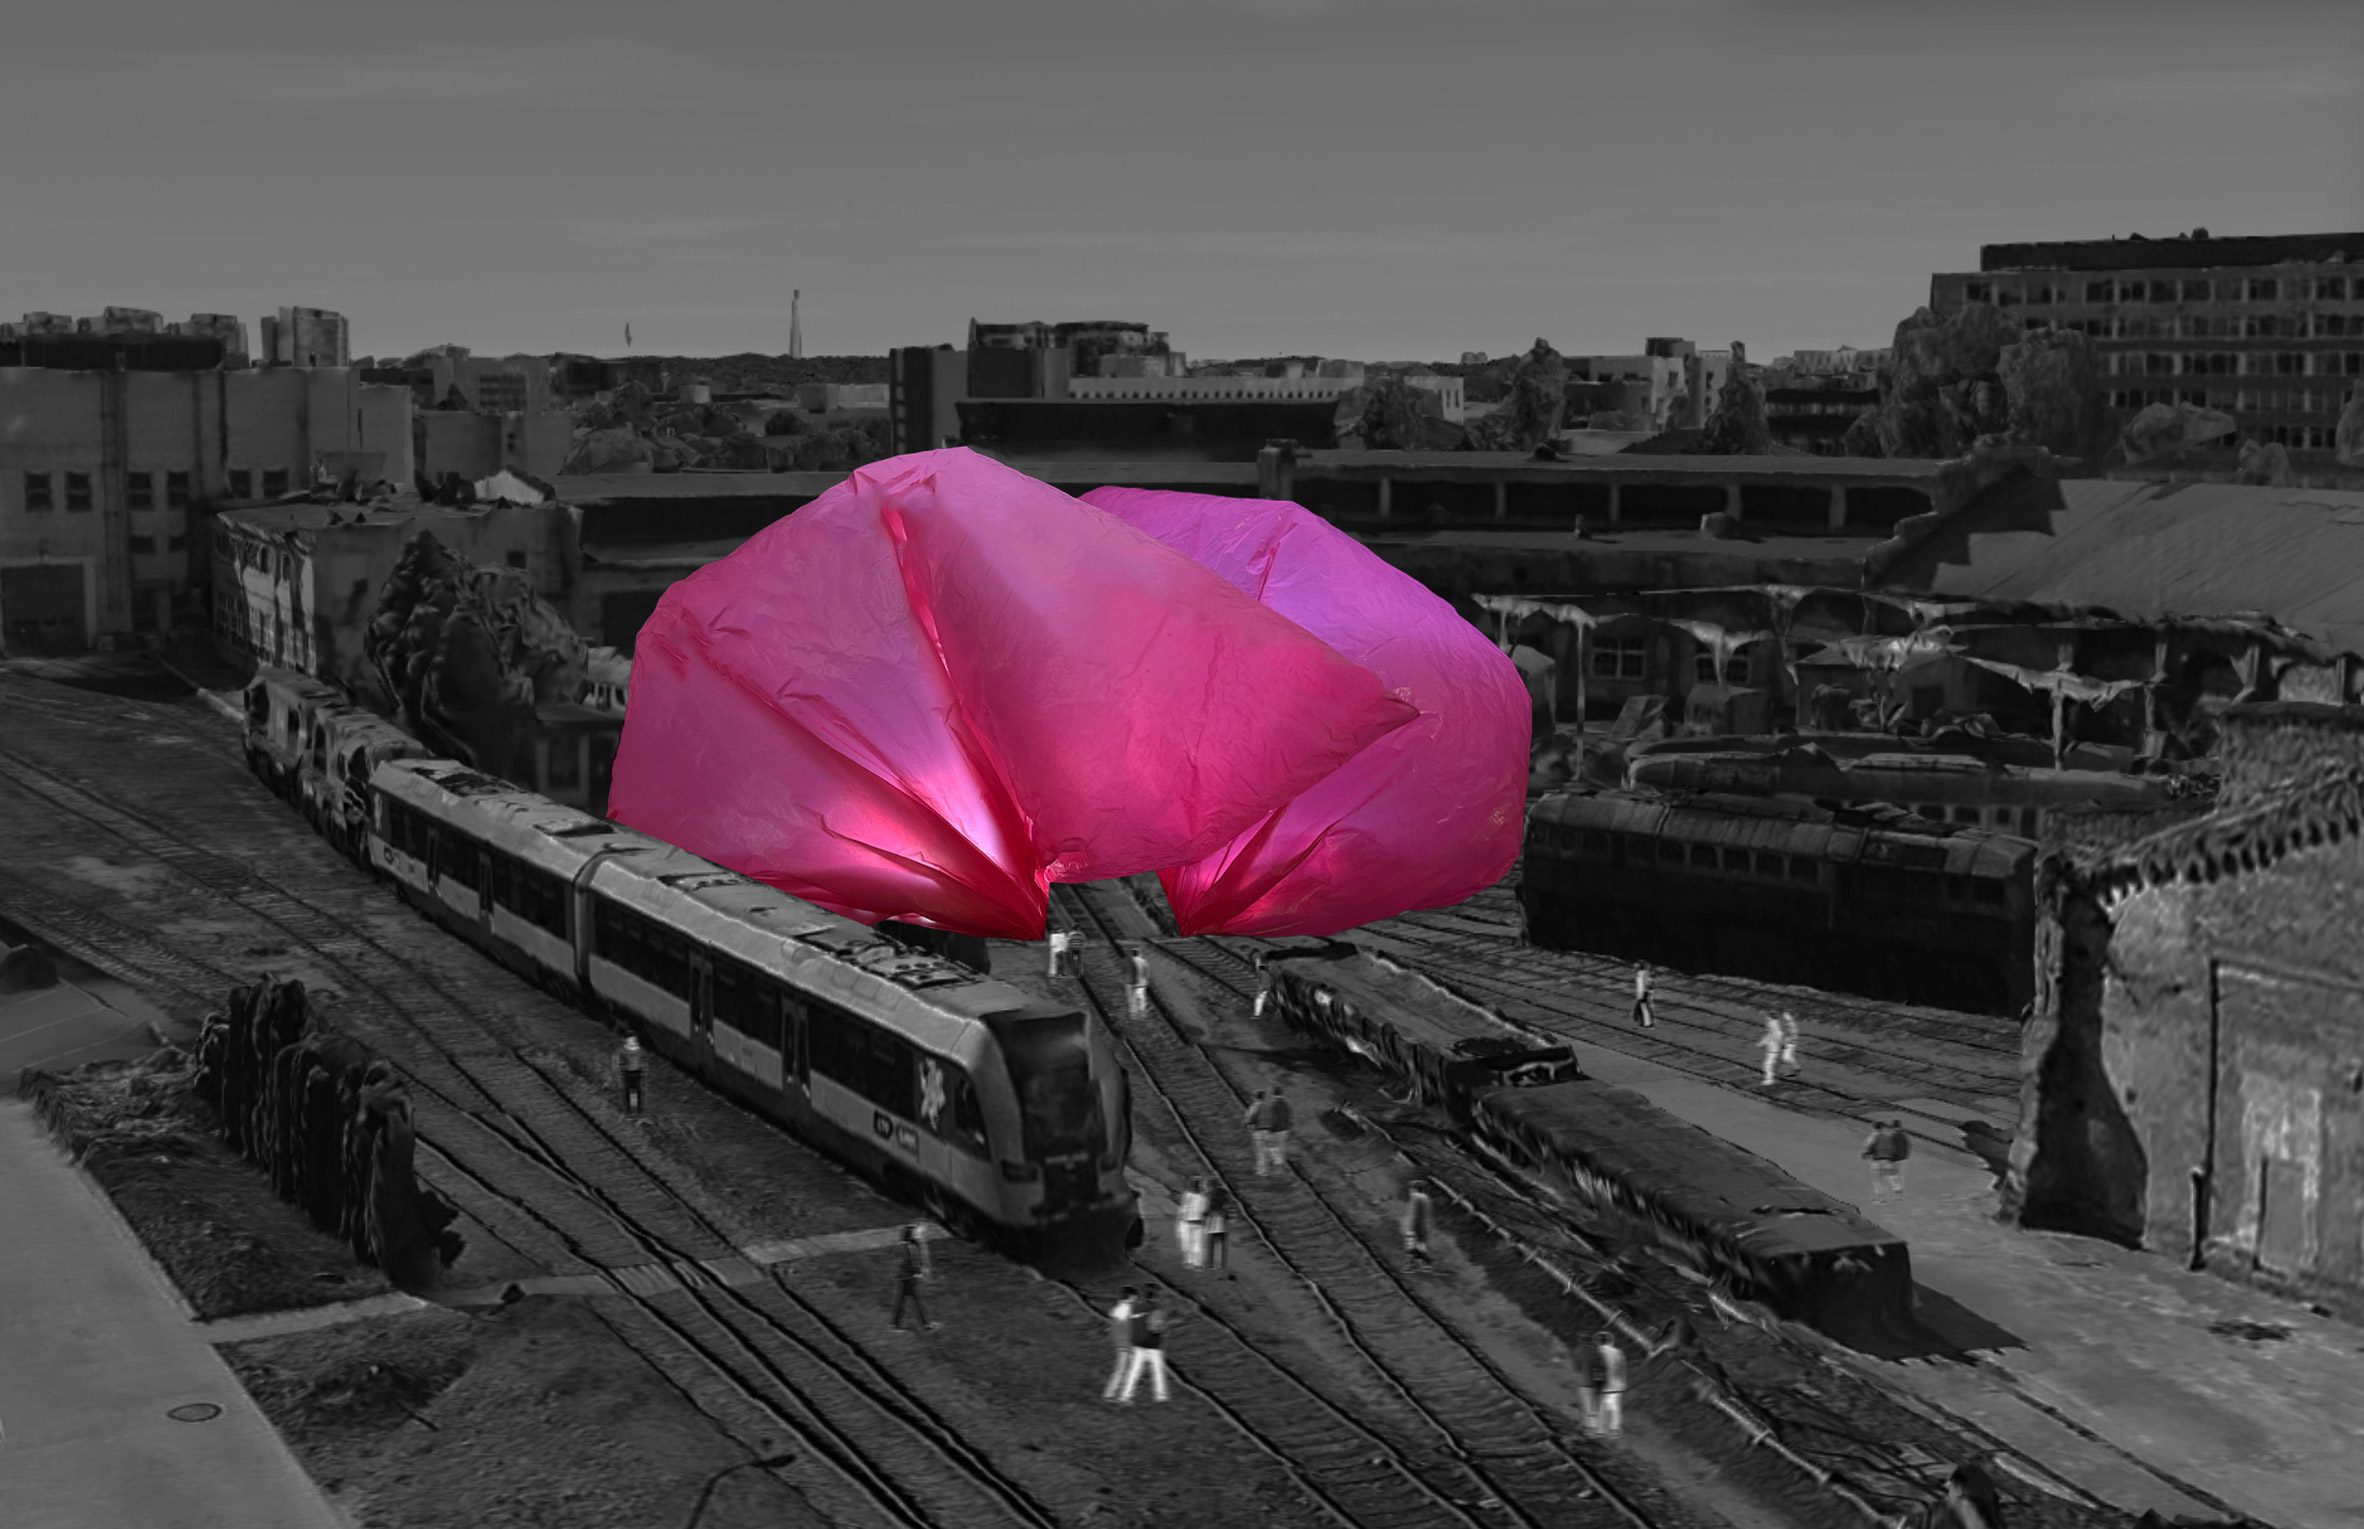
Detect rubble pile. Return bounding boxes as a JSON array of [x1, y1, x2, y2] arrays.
[[362, 530, 587, 774], [192, 978, 463, 1288], [2119, 401, 2239, 465]]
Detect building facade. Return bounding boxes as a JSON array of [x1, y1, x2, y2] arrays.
[[1930, 231, 2364, 454], [2016, 704, 2364, 1316], [1, 364, 414, 650], [259, 306, 351, 369]]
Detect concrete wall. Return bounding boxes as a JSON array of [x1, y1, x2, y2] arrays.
[[418, 410, 570, 483]]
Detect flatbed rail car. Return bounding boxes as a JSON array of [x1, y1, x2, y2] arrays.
[[1263, 946, 1912, 1338], [1468, 1083, 1914, 1340], [1264, 945, 1581, 1107], [365, 758, 1137, 1241], [1519, 785, 2036, 1016]]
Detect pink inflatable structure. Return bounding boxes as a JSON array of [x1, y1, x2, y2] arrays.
[[1082, 487, 1530, 934], [608, 449, 1420, 938]]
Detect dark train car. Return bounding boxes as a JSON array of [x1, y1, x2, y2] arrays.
[[1263, 945, 1911, 1338], [1264, 945, 1580, 1109], [1468, 1083, 1914, 1339], [1519, 786, 2035, 1015]]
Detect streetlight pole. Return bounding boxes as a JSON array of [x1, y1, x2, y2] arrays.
[[683, 1450, 797, 1529]]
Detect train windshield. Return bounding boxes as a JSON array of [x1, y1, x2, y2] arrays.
[[990, 1011, 1100, 1158]]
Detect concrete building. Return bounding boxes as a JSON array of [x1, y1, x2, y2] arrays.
[[1, 364, 414, 650], [888, 347, 967, 453], [1067, 373, 1467, 424], [210, 497, 578, 687], [1930, 231, 2364, 455], [259, 306, 350, 369], [416, 409, 571, 485], [2018, 703, 2364, 1316]]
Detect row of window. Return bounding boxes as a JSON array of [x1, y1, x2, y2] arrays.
[[1963, 275, 2354, 306], [16, 468, 295, 512], [1584, 638, 1753, 684], [2109, 349, 2364, 378], [1537, 824, 2012, 905], [2106, 390, 2353, 431]]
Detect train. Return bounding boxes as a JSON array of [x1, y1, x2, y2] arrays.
[[1624, 736, 2176, 840], [1520, 785, 2037, 1016], [1263, 945, 1913, 1340], [240, 669, 1138, 1243], [242, 669, 624, 821]]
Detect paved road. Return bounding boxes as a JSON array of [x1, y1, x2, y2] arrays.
[[0, 1099, 349, 1529]]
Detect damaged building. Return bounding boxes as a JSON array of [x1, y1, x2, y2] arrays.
[[2013, 704, 2364, 1317]]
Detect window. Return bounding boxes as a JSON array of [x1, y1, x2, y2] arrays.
[[261, 469, 289, 498], [65, 472, 91, 511], [1963, 281, 1993, 303], [1996, 285, 2020, 308], [128, 534, 156, 554], [229, 469, 253, 498], [127, 473, 155, 511], [2086, 280, 2115, 303], [168, 533, 186, 552], [1753, 851, 1784, 878], [591, 900, 691, 997], [436, 830, 483, 892], [2118, 280, 2147, 303], [2149, 280, 2176, 303], [1687, 842, 1717, 870], [808, 1009, 916, 1117], [489, 853, 569, 936], [2253, 315, 2280, 338], [1590, 638, 1648, 681], [545, 738, 581, 794], [1581, 831, 1611, 856], [166, 470, 190, 508], [22, 472, 52, 511], [2182, 278, 2212, 301], [709, 956, 794, 1053], [2246, 278, 2279, 302], [505, 550, 528, 571], [1788, 855, 1818, 882], [2277, 352, 2305, 376], [1720, 847, 1750, 873]]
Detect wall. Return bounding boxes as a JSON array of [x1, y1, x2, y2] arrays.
[[417, 411, 570, 483]]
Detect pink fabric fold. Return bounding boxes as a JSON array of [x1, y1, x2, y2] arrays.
[[1082, 487, 1532, 935]]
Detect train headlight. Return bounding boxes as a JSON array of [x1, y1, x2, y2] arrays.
[[998, 1159, 1041, 1183]]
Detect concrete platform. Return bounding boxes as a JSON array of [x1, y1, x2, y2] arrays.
[[1581, 1046, 2364, 1528], [0, 1099, 347, 1529]]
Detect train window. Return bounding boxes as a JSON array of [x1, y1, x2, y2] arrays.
[[1753, 852, 1782, 878], [1974, 880, 2005, 906], [809, 1009, 917, 1117], [1945, 875, 1970, 902], [1788, 856, 1818, 882], [491, 855, 567, 936], [710, 958, 787, 1052], [928, 1061, 990, 1154], [2019, 809, 2041, 835], [437, 832, 483, 892], [1951, 806, 1980, 825], [1687, 844, 1717, 870], [1719, 848, 1748, 873], [1582, 831, 1610, 855]]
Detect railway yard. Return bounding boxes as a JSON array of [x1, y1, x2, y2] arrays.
[[2, 655, 2358, 1529]]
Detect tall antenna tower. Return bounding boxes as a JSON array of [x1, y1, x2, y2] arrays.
[[789, 289, 804, 360]]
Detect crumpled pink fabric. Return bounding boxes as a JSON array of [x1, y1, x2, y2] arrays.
[[1082, 487, 1531, 934], [607, 448, 1417, 938]]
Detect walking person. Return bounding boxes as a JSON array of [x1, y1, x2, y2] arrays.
[[1127, 946, 1151, 1021], [1402, 1179, 1435, 1268], [1117, 1288, 1174, 1404], [1261, 1087, 1293, 1176], [615, 1033, 646, 1116], [1593, 1330, 1629, 1437], [1201, 1185, 1231, 1277], [1102, 1287, 1139, 1400], [1561, 1335, 1602, 1435], [889, 1222, 939, 1332], [1631, 963, 1656, 1029], [1863, 1119, 1908, 1200], [1177, 1176, 1211, 1269], [1252, 963, 1273, 1020], [1778, 1011, 1800, 1077], [1047, 927, 1069, 979], [1758, 1013, 1785, 1087], [1244, 1089, 1274, 1176]]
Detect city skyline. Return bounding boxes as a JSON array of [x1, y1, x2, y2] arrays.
[[3, 0, 2359, 364]]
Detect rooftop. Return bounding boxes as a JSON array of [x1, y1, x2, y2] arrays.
[[1976, 231, 2364, 274], [1874, 476, 2364, 653], [1287, 450, 1948, 482]]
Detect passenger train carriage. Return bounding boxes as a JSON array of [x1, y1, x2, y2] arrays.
[[367, 759, 1136, 1239], [1520, 785, 2036, 1015]]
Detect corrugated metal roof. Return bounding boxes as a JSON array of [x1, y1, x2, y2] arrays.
[[1878, 477, 2364, 654]]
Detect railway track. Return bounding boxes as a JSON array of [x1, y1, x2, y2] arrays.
[[1054, 883, 1683, 1529], [0, 742, 1063, 1529], [1295, 914, 2017, 1148]]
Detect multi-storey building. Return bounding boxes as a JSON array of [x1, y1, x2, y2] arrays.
[[1929, 232, 2364, 454], [1, 314, 412, 650]]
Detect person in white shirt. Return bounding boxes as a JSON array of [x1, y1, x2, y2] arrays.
[[1102, 1287, 1138, 1401], [1759, 1013, 1786, 1086], [1777, 1011, 1800, 1077], [1631, 964, 1655, 1029], [1047, 928, 1069, 978], [1176, 1176, 1211, 1268], [1592, 1331, 1629, 1436]]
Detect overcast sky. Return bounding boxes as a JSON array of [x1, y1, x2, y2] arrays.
[[5, 0, 2358, 363]]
